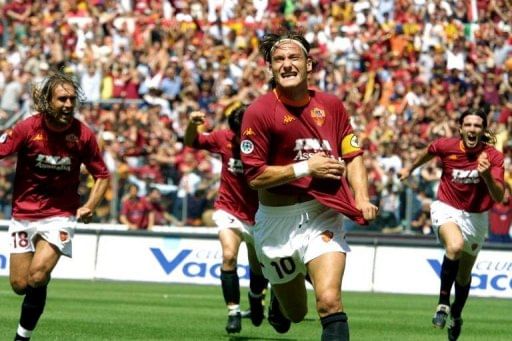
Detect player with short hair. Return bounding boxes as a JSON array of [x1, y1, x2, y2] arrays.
[[240, 29, 378, 339], [1, 71, 110, 341], [399, 108, 505, 341], [184, 104, 268, 334]]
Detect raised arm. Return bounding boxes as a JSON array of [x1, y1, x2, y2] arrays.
[[184, 111, 205, 147]]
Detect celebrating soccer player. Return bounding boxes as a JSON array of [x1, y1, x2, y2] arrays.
[[240, 28, 378, 339], [184, 104, 268, 334], [1, 72, 110, 341], [399, 108, 505, 341]]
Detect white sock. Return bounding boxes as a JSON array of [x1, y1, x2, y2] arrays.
[[17, 325, 33, 338], [227, 304, 240, 315]]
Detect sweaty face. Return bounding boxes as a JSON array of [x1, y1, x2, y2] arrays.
[[460, 114, 484, 149], [47, 83, 77, 131], [270, 41, 310, 90]]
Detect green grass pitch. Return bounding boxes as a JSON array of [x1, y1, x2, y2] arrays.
[[0, 277, 509, 340]]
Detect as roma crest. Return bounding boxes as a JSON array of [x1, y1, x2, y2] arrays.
[[310, 108, 326, 127], [65, 134, 79, 148]]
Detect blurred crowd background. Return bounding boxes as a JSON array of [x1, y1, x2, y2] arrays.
[[0, 0, 511, 240]]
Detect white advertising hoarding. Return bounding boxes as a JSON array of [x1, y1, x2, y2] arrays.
[[373, 246, 512, 298], [95, 235, 250, 285]]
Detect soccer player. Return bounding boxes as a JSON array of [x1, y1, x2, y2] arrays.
[[184, 104, 269, 334], [0, 72, 110, 341], [399, 108, 504, 341], [239, 29, 378, 340]]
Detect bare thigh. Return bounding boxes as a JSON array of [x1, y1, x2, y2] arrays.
[[11, 237, 61, 291], [308, 251, 345, 317]]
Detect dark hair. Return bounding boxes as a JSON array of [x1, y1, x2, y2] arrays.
[[227, 104, 247, 133], [458, 108, 496, 144], [259, 28, 311, 63], [32, 71, 85, 114]]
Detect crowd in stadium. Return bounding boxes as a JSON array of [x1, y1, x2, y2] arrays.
[[0, 0, 511, 238]]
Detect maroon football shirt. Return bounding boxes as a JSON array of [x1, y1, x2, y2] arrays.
[[194, 129, 258, 224], [428, 137, 504, 212], [0, 114, 110, 219], [240, 90, 367, 225]]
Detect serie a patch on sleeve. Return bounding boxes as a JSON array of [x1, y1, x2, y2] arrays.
[[340, 133, 361, 155]]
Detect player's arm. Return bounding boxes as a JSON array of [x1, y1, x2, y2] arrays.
[[76, 177, 110, 223], [398, 148, 435, 181], [247, 152, 346, 190], [346, 154, 378, 221], [184, 111, 205, 147], [477, 151, 504, 203]]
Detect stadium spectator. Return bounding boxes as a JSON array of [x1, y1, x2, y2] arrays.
[[488, 182, 512, 243], [240, 29, 377, 339], [0, 71, 110, 341], [398, 108, 505, 341], [119, 183, 151, 230], [185, 104, 268, 334]]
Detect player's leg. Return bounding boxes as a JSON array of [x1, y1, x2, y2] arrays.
[[308, 251, 348, 341], [270, 275, 306, 332], [433, 222, 464, 328], [13, 237, 61, 341], [218, 228, 243, 333], [246, 241, 268, 327], [447, 251, 476, 341]]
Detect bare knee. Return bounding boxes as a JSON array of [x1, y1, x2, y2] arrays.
[[316, 290, 341, 316], [222, 251, 238, 270], [28, 269, 51, 288], [10, 278, 28, 295], [445, 240, 464, 258]]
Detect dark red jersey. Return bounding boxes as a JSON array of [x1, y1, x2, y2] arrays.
[[240, 90, 367, 225], [428, 137, 504, 212], [193, 129, 258, 224], [0, 114, 110, 219], [120, 196, 152, 229]]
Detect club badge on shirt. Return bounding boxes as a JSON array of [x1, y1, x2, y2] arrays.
[[310, 107, 326, 127]]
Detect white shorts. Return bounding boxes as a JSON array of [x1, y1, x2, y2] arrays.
[[253, 200, 349, 285], [8, 216, 76, 258], [430, 200, 488, 256], [212, 209, 254, 246]]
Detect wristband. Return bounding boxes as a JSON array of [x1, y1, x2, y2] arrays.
[[292, 161, 310, 178]]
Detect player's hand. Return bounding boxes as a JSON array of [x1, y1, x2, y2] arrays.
[[477, 152, 491, 176], [189, 111, 205, 125], [397, 168, 410, 181], [356, 199, 379, 221], [76, 206, 93, 224], [308, 152, 346, 179]]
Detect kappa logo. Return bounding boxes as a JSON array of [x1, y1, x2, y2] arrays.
[[283, 114, 296, 125], [310, 107, 326, 127], [32, 133, 44, 141], [243, 127, 255, 137]]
